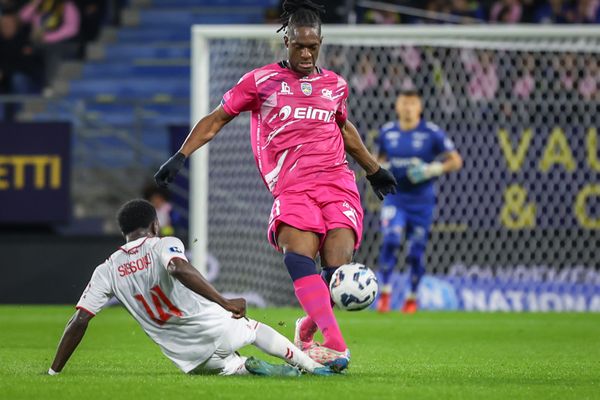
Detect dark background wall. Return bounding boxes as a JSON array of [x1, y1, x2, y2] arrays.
[[0, 235, 123, 304]]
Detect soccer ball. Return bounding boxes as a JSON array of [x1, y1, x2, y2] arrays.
[[329, 263, 378, 311]]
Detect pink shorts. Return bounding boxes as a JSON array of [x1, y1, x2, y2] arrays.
[[267, 175, 364, 252]]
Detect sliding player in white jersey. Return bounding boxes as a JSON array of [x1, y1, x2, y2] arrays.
[[48, 199, 333, 377]]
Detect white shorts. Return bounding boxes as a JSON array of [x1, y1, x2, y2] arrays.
[[189, 317, 260, 375]]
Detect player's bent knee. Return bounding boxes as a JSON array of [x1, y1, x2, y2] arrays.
[[321, 228, 355, 266]]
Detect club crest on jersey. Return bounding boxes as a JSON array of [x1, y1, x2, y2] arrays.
[[301, 82, 312, 96]]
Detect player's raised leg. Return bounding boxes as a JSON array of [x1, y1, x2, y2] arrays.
[[277, 224, 348, 366], [301, 227, 354, 370]]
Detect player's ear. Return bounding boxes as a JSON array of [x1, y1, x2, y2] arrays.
[[284, 35, 289, 48], [152, 220, 160, 236]]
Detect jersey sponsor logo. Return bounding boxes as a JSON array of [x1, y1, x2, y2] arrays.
[[169, 246, 183, 254], [279, 105, 292, 120], [280, 82, 293, 95], [390, 157, 421, 168], [385, 131, 400, 140], [301, 82, 312, 95], [118, 254, 152, 277], [278, 106, 335, 122]]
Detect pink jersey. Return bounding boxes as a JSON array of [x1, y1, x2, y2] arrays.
[[221, 61, 352, 197]]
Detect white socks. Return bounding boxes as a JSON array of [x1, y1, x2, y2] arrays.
[[253, 323, 323, 373]]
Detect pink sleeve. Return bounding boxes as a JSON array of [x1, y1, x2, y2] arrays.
[[43, 2, 80, 43], [220, 71, 259, 116], [335, 83, 349, 125], [19, 0, 40, 23]]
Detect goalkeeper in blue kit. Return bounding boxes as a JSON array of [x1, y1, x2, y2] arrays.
[[375, 90, 463, 313]]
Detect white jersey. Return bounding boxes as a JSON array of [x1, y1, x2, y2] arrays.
[[76, 236, 231, 373]]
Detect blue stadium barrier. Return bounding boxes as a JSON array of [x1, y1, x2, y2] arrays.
[[103, 44, 190, 59], [138, 10, 264, 25], [68, 78, 190, 97], [82, 64, 189, 79], [148, 0, 277, 7], [118, 29, 190, 42]]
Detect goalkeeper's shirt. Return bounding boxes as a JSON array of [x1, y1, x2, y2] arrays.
[[377, 119, 455, 200]]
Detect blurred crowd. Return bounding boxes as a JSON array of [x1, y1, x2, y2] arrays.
[[2, 0, 599, 119], [341, 49, 599, 101], [323, 44, 599, 129], [361, 0, 600, 24], [0, 0, 121, 105]]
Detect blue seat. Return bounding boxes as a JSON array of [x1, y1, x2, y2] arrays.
[[68, 78, 190, 97], [82, 63, 189, 79], [118, 28, 190, 42], [138, 10, 264, 25], [149, 0, 277, 6], [103, 44, 190, 59]]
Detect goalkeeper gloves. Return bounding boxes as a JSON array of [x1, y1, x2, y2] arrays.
[[407, 159, 444, 184], [367, 167, 397, 200], [154, 152, 186, 188]]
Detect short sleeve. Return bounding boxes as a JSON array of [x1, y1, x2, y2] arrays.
[[335, 83, 349, 125], [76, 264, 113, 316], [221, 71, 259, 116], [155, 237, 189, 268], [433, 129, 456, 156]]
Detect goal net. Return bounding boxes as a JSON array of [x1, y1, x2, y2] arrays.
[[191, 26, 600, 311]]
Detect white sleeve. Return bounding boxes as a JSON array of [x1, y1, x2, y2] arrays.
[[76, 263, 113, 316], [156, 237, 189, 269]]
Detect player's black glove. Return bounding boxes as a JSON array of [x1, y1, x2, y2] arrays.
[[366, 167, 397, 200], [154, 152, 186, 188]]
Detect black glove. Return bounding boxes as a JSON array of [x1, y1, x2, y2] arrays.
[[366, 167, 397, 200], [154, 152, 186, 188]]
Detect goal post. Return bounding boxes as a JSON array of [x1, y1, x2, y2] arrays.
[[190, 25, 600, 309]]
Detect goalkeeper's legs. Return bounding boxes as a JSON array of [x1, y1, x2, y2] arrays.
[[377, 239, 400, 313], [377, 205, 406, 312], [402, 214, 431, 314], [406, 227, 428, 295]]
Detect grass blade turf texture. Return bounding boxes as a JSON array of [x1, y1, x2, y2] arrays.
[[0, 306, 598, 399]]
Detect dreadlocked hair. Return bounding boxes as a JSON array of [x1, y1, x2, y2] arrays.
[[277, 0, 325, 34]]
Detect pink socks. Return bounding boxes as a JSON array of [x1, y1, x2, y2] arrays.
[[293, 275, 346, 351]]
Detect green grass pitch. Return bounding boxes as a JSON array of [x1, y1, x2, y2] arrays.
[[1, 306, 599, 400]]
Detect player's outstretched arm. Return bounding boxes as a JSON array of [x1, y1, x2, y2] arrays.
[[340, 120, 397, 200], [48, 309, 93, 375], [167, 258, 246, 318], [154, 106, 235, 188]]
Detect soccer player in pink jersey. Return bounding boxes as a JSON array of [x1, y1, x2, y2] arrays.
[[154, 0, 396, 371]]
